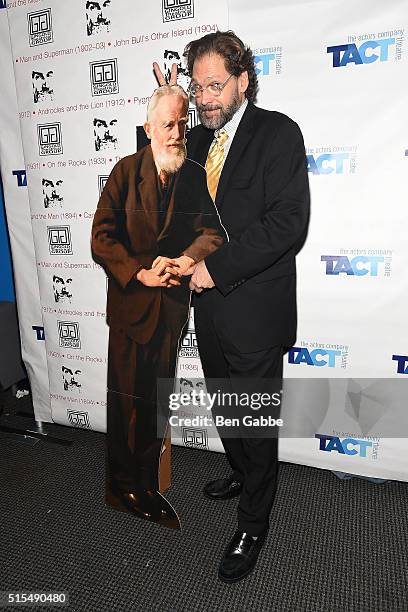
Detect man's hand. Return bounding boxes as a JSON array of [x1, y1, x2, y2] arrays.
[[189, 260, 215, 293], [136, 268, 180, 288], [168, 255, 196, 276], [153, 62, 178, 86], [152, 254, 196, 277], [152, 255, 179, 276]]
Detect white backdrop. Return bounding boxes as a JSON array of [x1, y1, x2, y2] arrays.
[[1, 0, 407, 481]]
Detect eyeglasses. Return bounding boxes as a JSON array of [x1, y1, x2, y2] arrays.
[[188, 74, 234, 98]]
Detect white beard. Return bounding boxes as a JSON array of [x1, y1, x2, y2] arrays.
[[153, 144, 186, 174]]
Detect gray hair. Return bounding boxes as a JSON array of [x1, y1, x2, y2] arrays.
[[146, 84, 188, 123]]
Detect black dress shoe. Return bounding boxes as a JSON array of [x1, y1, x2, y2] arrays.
[[110, 482, 181, 530], [203, 475, 243, 500], [218, 529, 268, 583]]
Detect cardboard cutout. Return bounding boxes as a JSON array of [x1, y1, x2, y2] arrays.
[[91, 90, 225, 528]]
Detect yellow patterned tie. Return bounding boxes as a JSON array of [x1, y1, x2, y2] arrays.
[[206, 129, 229, 201]]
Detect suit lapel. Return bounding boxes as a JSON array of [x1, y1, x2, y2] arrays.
[[138, 145, 159, 236], [215, 103, 256, 209]]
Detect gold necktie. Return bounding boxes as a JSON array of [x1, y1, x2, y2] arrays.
[[206, 129, 228, 201]]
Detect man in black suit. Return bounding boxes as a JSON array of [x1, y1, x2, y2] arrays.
[[184, 31, 309, 582], [155, 30, 309, 579]]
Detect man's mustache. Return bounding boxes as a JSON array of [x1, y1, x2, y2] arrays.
[[198, 104, 222, 112], [167, 139, 186, 147]]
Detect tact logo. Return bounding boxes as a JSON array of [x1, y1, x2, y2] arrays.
[[322, 255, 388, 276], [32, 325, 45, 340], [315, 434, 373, 457], [327, 29, 404, 67], [12, 170, 27, 187], [253, 46, 282, 76], [288, 346, 344, 368], [306, 149, 356, 175], [392, 355, 408, 375]]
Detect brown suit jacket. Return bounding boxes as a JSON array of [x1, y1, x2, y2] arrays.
[[91, 145, 225, 343]]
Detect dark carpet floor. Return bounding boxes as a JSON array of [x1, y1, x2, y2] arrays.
[[0, 390, 407, 612]]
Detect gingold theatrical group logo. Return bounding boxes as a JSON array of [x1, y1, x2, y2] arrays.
[[48, 225, 72, 255], [162, 0, 194, 22], [67, 409, 90, 428], [182, 426, 208, 449], [58, 320, 81, 349], [28, 8, 53, 47], [90, 59, 119, 96], [179, 329, 199, 359], [98, 175, 109, 195], [38, 123, 63, 156]]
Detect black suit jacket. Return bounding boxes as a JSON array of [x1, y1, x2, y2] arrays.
[[187, 102, 310, 353]]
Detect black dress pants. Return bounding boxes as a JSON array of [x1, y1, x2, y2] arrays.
[[194, 298, 283, 537]]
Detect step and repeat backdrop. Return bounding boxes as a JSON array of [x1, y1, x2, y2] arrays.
[[0, 0, 407, 481]]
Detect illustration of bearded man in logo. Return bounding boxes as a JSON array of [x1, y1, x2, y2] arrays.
[[43, 178, 63, 208], [93, 118, 118, 151], [86, 0, 111, 36], [163, 50, 190, 90], [32, 70, 54, 103], [53, 275, 72, 303], [62, 366, 82, 392]]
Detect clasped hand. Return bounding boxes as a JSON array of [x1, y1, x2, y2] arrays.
[[136, 255, 196, 288]]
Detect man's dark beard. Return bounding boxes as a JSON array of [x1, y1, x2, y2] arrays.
[[197, 91, 242, 130]]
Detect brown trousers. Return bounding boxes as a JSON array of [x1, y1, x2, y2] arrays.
[[107, 296, 187, 492]]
